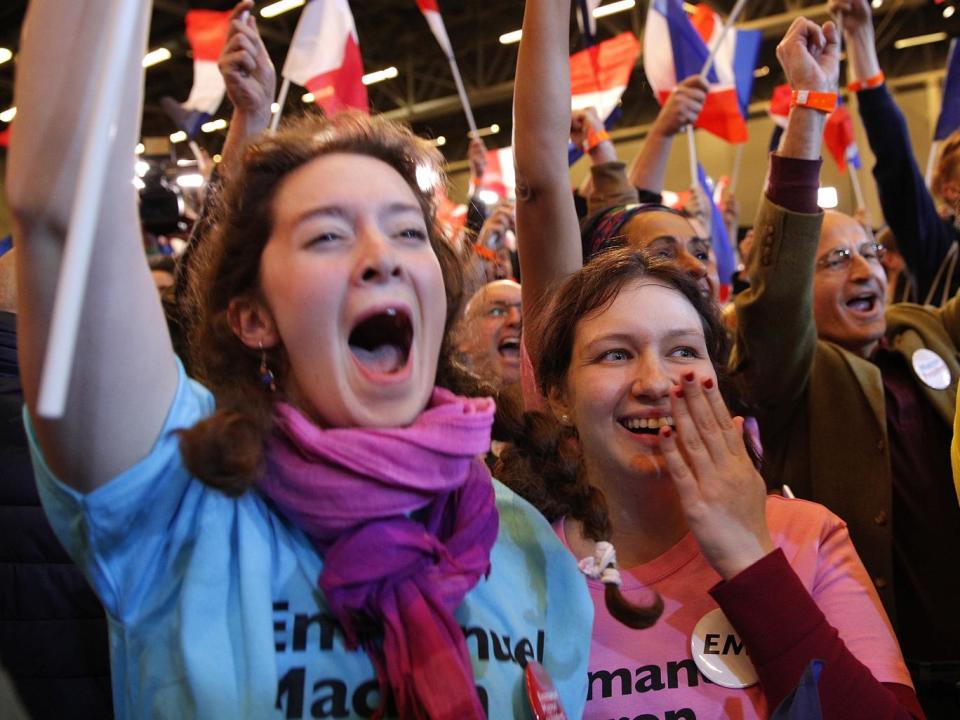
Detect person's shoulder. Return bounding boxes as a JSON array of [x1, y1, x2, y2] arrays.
[[765, 494, 845, 538]]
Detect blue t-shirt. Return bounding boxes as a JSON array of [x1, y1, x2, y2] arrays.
[[26, 361, 592, 719]]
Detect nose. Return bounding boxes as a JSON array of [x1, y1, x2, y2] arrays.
[[677, 250, 707, 282], [353, 226, 402, 285], [848, 251, 873, 281], [505, 306, 521, 328], [630, 349, 672, 402]]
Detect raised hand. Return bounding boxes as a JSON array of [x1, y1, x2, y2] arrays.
[[219, 0, 276, 128], [652, 76, 709, 138], [468, 137, 488, 185], [827, 0, 873, 37], [569, 106, 604, 148], [776, 17, 840, 93], [658, 372, 775, 580]]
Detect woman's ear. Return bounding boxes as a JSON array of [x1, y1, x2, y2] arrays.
[[546, 386, 573, 427], [227, 295, 280, 349]]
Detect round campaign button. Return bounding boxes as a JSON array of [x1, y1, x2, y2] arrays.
[[690, 608, 758, 689], [911, 349, 951, 390], [525, 661, 568, 720]]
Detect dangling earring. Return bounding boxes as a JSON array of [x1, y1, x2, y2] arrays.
[[559, 414, 570, 425], [258, 341, 276, 392]]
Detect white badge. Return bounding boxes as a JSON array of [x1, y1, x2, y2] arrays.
[[690, 608, 758, 689], [911, 349, 951, 390]]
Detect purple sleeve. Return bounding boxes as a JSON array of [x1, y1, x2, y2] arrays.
[[764, 154, 822, 215], [709, 550, 924, 719]]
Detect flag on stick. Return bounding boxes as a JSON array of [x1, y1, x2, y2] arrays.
[[644, 0, 757, 144], [282, 0, 368, 116], [162, 9, 231, 138], [823, 102, 862, 173], [934, 39, 960, 141], [415, 0, 477, 134]]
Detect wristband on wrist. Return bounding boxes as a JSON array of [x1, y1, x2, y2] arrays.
[[848, 71, 885, 93], [584, 128, 611, 153], [790, 90, 838, 114]]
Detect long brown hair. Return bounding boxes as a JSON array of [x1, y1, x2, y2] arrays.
[[179, 112, 470, 495], [496, 246, 737, 629]]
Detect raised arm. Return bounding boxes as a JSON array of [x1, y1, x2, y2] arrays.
[[514, 0, 582, 363], [830, 0, 956, 303], [627, 76, 708, 193], [7, 0, 177, 491], [732, 19, 835, 438]]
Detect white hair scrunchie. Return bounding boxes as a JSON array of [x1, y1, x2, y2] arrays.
[[577, 540, 622, 587]]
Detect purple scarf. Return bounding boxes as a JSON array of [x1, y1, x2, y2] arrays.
[[260, 387, 498, 720]]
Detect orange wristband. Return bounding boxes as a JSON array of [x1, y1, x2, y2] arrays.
[[848, 71, 885, 93], [790, 90, 838, 113], [584, 128, 611, 153]]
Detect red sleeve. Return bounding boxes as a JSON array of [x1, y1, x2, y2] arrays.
[[764, 154, 822, 215], [709, 550, 925, 719]]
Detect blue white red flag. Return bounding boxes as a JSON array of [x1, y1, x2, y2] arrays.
[[824, 101, 861, 173], [416, 0, 455, 59], [935, 39, 960, 141], [282, 0, 368, 116], [644, 0, 759, 143], [697, 164, 736, 284]]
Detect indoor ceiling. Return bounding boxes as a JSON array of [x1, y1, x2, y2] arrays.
[[0, 0, 957, 164]]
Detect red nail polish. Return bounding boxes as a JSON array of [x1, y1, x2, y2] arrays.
[[675, 386, 684, 398], [662, 426, 672, 438], [683, 372, 695, 383], [703, 377, 714, 390]]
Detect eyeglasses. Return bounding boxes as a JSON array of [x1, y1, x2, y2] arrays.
[[815, 242, 887, 272]]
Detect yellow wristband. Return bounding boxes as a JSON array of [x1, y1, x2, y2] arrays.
[[790, 90, 838, 114]]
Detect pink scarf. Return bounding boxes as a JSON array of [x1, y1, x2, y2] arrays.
[[260, 387, 498, 720]]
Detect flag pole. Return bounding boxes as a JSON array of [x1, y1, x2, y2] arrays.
[[728, 143, 744, 238], [849, 165, 866, 211], [699, 0, 750, 82], [686, 125, 699, 189], [925, 140, 940, 189], [270, 78, 291, 133], [36, 0, 142, 418], [446, 53, 478, 136]]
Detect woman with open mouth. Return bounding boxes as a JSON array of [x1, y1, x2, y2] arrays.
[[8, 1, 592, 717], [504, 1, 920, 718]]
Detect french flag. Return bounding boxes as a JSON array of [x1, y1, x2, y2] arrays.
[[644, 0, 760, 144], [935, 39, 960, 141], [282, 0, 368, 116], [480, 146, 516, 200], [163, 9, 231, 138], [823, 101, 861, 173]]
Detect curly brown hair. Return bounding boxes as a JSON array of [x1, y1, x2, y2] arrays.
[[179, 112, 471, 495], [496, 246, 741, 629]]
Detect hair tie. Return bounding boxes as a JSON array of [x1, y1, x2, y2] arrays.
[[578, 540, 622, 587]]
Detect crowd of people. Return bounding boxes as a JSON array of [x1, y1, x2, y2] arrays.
[[2, 0, 959, 718]]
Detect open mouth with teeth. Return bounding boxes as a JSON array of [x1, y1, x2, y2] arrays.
[[620, 416, 675, 434], [846, 293, 879, 313], [498, 336, 521, 360], [348, 307, 413, 375]]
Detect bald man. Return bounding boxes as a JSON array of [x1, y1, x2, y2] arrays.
[[735, 195, 960, 713], [454, 280, 522, 389]]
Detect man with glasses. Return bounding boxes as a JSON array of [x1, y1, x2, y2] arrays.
[[735, 153, 960, 716]]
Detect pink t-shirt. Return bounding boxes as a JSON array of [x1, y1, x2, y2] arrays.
[[558, 495, 912, 720]]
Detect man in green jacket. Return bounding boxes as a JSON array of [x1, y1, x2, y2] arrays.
[[734, 133, 960, 717]]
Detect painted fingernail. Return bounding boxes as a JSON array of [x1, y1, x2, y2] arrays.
[[674, 386, 684, 399], [662, 426, 672, 438], [683, 372, 695, 383], [703, 377, 714, 390]]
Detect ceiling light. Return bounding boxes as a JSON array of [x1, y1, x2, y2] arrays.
[[201, 118, 228, 133], [362, 66, 398, 85], [177, 158, 196, 167], [894, 32, 948, 50], [499, 30, 522, 45], [170, 130, 187, 143], [753, 66, 770, 78], [415, 164, 440, 192], [143, 47, 172, 68], [0, 48, 12, 65], [177, 173, 205, 188], [871, 0, 882, 7], [135, 142, 145, 155], [135, 160, 150, 178], [260, 0, 305, 19], [432, 136, 447, 147], [945, 6, 956, 18], [271, 102, 280, 113], [817, 186, 838, 209], [213, 154, 223, 163], [0, 107, 16, 123], [594, 0, 636, 18], [302, 92, 315, 103], [475, 124, 500, 137]]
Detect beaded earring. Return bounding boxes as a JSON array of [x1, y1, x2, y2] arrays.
[[258, 341, 276, 392]]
